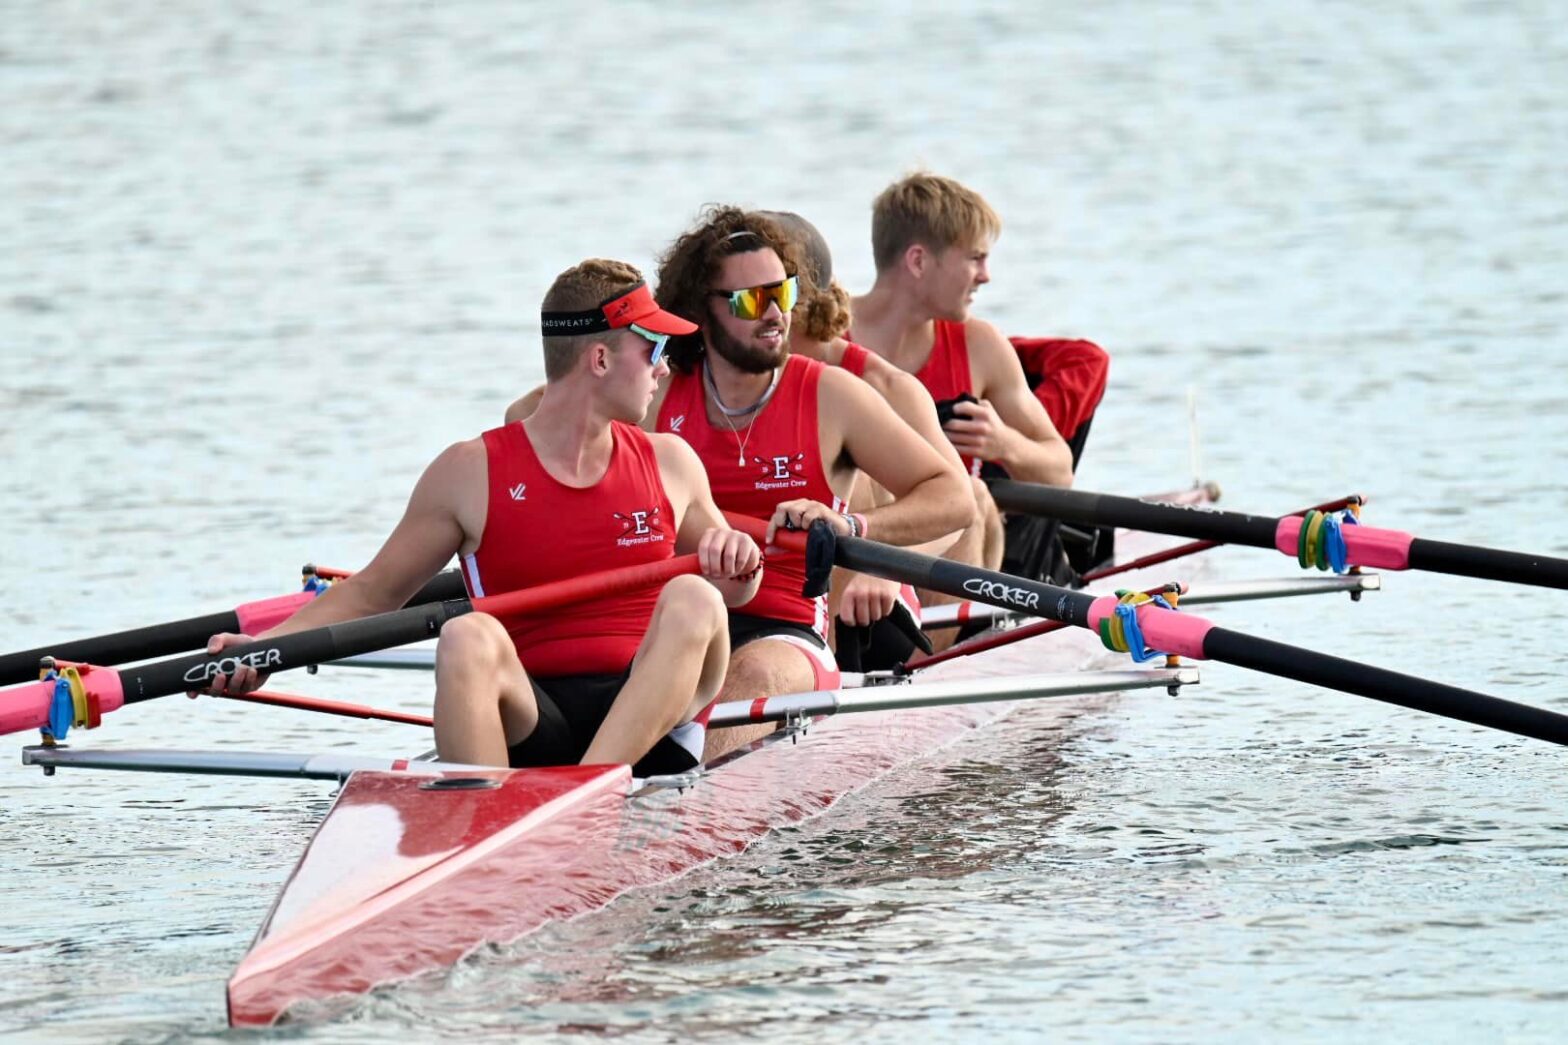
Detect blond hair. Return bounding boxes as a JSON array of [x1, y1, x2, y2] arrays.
[[870, 172, 1002, 273], [539, 258, 644, 380]]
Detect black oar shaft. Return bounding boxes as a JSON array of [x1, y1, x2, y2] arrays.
[[1203, 627, 1568, 746], [0, 569, 467, 685], [828, 534, 1100, 626], [1, 609, 240, 688], [989, 480, 1568, 592], [817, 529, 1568, 748], [1409, 538, 1568, 590], [116, 597, 472, 704], [987, 481, 1279, 548]]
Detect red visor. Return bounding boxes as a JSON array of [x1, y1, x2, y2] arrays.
[[541, 282, 697, 337]]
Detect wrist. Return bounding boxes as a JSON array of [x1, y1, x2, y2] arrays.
[[841, 511, 869, 539], [994, 425, 1025, 468]]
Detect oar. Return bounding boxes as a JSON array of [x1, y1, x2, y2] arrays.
[[1080, 495, 1364, 583], [988, 480, 1568, 590], [213, 689, 434, 727], [0, 567, 468, 686], [706, 668, 1197, 727], [0, 555, 701, 739], [729, 516, 1568, 747], [919, 573, 1382, 628]]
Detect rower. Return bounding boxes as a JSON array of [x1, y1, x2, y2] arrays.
[[850, 172, 1076, 571], [758, 209, 974, 668], [650, 208, 973, 755], [200, 259, 762, 776]]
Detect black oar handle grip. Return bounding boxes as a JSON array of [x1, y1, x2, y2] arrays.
[[118, 599, 470, 704], [820, 528, 1101, 626]]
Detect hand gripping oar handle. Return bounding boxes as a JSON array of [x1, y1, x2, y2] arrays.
[[987, 480, 1568, 590], [0, 568, 469, 686], [742, 517, 1568, 748], [0, 554, 703, 738]]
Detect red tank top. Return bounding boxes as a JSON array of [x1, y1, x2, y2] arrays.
[[658, 355, 842, 635], [839, 340, 871, 377], [916, 320, 979, 475], [459, 420, 676, 677]]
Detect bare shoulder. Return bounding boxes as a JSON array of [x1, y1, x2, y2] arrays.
[[818, 359, 880, 405], [818, 361, 907, 438], [848, 351, 931, 416], [647, 430, 703, 481], [422, 435, 487, 489], [503, 385, 544, 424], [963, 316, 1025, 392], [963, 315, 1014, 357]]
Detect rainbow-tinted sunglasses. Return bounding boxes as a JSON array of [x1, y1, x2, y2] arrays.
[[710, 276, 799, 321]]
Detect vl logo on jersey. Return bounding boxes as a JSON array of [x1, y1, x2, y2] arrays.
[[751, 452, 809, 491], [612, 506, 666, 547], [667, 414, 685, 433], [508, 482, 527, 501]]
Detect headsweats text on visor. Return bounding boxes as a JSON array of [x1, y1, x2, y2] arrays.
[[540, 282, 697, 337]]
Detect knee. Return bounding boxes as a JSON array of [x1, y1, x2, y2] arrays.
[[723, 643, 807, 700], [654, 574, 727, 634], [436, 612, 512, 666]]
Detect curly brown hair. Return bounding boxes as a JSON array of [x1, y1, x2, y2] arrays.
[[760, 211, 852, 343], [653, 206, 816, 374]]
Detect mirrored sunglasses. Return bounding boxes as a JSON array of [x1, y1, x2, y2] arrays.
[[710, 276, 799, 321]]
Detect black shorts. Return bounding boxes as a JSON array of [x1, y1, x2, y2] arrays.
[[507, 667, 701, 778], [727, 612, 839, 689], [728, 611, 824, 650]]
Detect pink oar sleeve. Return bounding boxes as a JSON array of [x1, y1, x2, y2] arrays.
[[1274, 518, 1415, 570], [1086, 596, 1214, 659], [234, 591, 315, 637], [0, 672, 126, 737]]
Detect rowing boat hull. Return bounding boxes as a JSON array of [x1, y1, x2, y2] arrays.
[[227, 699, 1004, 1025], [228, 490, 1214, 1025]]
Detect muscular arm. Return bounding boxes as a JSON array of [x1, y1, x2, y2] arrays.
[[958, 320, 1075, 487], [653, 434, 761, 609], [260, 441, 480, 638], [825, 368, 974, 545], [853, 368, 966, 558], [199, 441, 480, 694]]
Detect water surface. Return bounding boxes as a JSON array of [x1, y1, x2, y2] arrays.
[[3, 2, 1566, 1041]]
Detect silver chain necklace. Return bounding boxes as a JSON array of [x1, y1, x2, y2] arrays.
[[703, 361, 783, 466], [703, 360, 782, 418]]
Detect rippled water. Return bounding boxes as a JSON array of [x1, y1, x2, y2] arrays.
[[4, 2, 1567, 1041]]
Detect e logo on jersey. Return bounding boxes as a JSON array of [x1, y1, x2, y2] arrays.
[[752, 452, 809, 492], [613, 506, 666, 547]]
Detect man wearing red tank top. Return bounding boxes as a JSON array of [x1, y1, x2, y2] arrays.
[[200, 260, 761, 778], [851, 173, 1075, 569], [759, 209, 969, 669], [504, 217, 971, 758], [650, 208, 972, 757]]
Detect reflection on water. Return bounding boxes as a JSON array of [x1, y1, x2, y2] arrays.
[[4, 0, 1567, 1040]]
